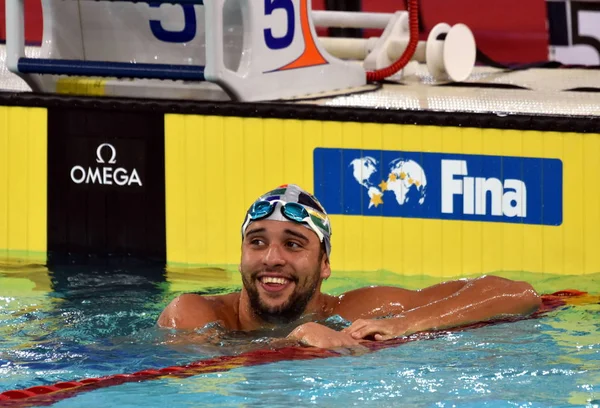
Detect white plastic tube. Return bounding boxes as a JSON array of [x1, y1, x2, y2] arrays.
[[320, 37, 427, 62], [318, 37, 375, 60], [312, 11, 393, 29]]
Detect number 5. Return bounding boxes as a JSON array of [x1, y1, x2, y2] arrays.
[[149, 4, 197, 43], [264, 0, 295, 50], [571, 2, 600, 62]]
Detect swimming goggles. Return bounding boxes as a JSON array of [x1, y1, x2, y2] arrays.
[[241, 199, 328, 243]]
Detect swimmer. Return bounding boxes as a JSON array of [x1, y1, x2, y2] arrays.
[[158, 184, 541, 349]]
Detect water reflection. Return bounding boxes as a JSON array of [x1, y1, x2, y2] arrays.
[[1, 258, 599, 405], [537, 301, 600, 406]]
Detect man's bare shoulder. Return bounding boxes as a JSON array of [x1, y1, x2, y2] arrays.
[[157, 292, 240, 330]]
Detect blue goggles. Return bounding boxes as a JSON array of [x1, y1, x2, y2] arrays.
[[241, 199, 329, 243]]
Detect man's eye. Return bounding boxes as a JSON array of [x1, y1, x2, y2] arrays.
[[250, 239, 265, 246], [286, 241, 302, 249]]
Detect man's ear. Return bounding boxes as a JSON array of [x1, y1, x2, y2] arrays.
[[320, 256, 331, 280]]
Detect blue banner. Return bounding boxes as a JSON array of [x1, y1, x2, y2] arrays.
[[313, 148, 563, 226]]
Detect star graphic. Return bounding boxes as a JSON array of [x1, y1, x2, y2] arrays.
[[378, 180, 388, 191], [370, 194, 383, 208], [389, 173, 397, 181]]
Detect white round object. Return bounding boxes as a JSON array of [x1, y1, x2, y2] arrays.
[[443, 24, 476, 82], [426, 23, 451, 81]]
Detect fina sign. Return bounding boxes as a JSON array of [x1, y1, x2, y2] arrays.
[[70, 143, 143, 187], [314, 148, 563, 226]]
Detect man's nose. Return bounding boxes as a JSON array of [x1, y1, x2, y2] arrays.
[[263, 244, 286, 266]]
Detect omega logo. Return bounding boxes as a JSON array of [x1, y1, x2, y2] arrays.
[[70, 143, 143, 187]]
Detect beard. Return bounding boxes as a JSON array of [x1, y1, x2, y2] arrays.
[[241, 269, 321, 325]]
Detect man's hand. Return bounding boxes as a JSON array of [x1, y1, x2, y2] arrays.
[[343, 317, 415, 341], [287, 322, 365, 349]]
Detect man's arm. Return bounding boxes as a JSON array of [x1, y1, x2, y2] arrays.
[[342, 275, 541, 340], [158, 294, 221, 330]]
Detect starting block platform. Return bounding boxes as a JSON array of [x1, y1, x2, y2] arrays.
[[4, 0, 479, 101], [0, 0, 597, 118]]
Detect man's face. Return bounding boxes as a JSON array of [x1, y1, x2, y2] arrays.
[[240, 219, 330, 324]]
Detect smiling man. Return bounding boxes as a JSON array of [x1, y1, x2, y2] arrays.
[[158, 184, 541, 348]]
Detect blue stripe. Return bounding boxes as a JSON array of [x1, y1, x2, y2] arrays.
[[18, 58, 205, 81]]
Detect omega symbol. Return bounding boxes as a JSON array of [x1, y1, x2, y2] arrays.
[[96, 143, 117, 164]]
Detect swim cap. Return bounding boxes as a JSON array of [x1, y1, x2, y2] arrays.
[[241, 184, 332, 258]]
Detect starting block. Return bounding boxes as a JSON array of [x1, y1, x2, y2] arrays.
[[5, 0, 477, 101]]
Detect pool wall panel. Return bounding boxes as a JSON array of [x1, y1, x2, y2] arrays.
[[46, 108, 167, 261], [0, 106, 47, 262], [164, 115, 588, 278]]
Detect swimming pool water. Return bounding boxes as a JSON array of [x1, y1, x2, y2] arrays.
[[1, 261, 599, 407]]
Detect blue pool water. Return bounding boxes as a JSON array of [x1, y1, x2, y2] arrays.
[[1, 261, 599, 407]]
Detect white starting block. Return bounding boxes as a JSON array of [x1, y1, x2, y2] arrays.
[[5, 0, 477, 101]]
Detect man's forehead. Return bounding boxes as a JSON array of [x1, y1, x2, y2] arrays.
[[245, 220, 317, 241]]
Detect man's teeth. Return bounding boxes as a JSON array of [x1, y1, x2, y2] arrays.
[[261, 277, 288, 285]]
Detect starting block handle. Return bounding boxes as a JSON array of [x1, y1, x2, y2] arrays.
[[17, 58, 206, 80], [5, 0, 45, 91], [204, 0, 228, 86], [5, 0, 25, 73]]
